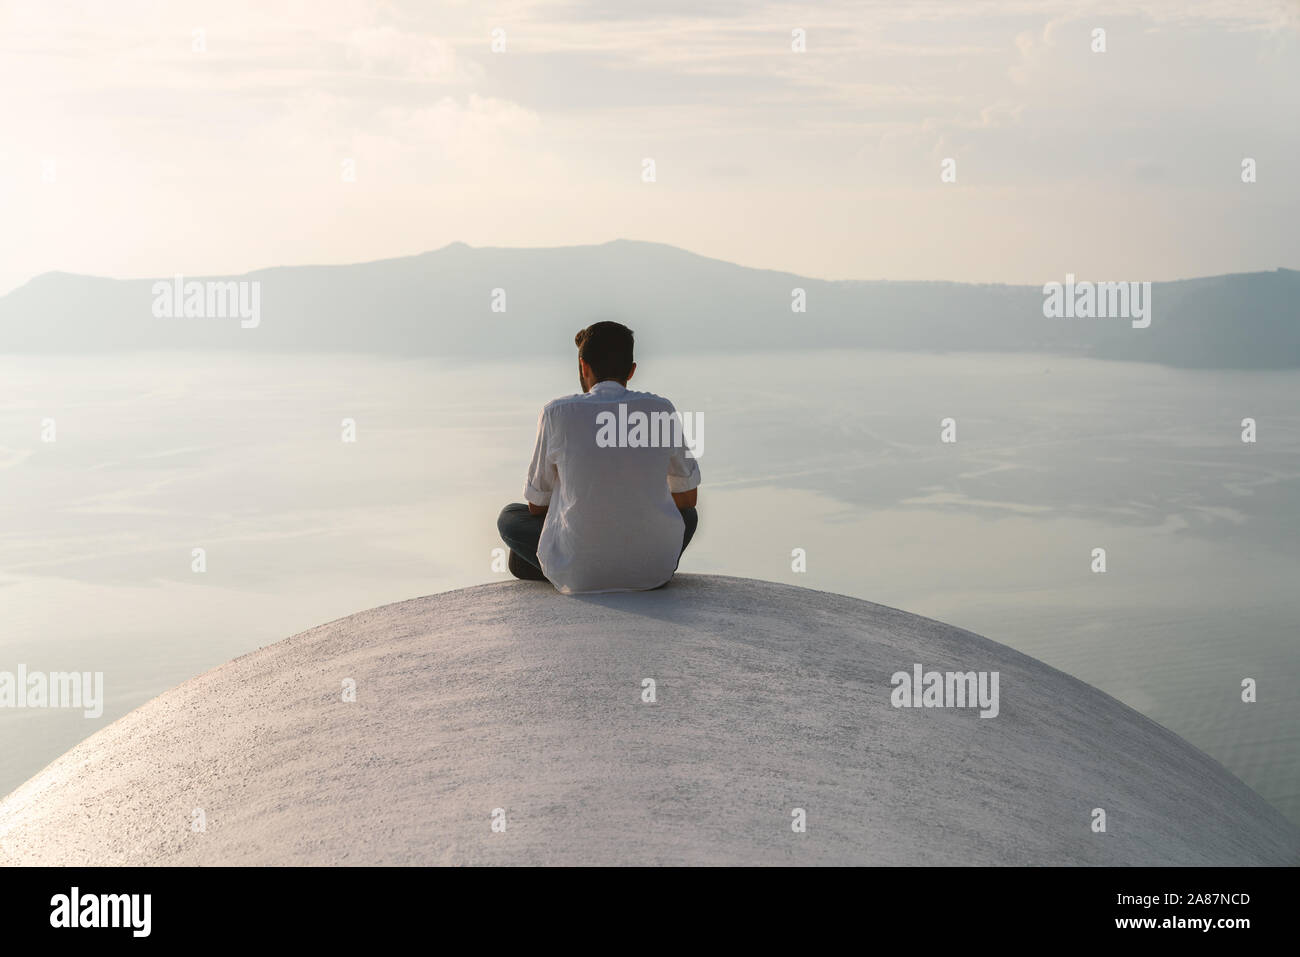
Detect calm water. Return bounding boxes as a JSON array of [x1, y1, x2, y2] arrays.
[[2, 349, 1297, 825]]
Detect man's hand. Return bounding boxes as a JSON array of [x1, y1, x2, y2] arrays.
[[671, 488, 697, 509], [528, 502, 549, 517]]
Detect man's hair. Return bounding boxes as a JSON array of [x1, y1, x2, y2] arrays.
[[574, 321, 635, 381]]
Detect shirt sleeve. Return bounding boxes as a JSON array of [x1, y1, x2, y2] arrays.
[[667, 410, 701, 493], [524, 407, 558, 506]]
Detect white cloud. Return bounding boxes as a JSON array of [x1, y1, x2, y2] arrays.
[[0, 0, 1295, 293], [344, 25, 476, 82]]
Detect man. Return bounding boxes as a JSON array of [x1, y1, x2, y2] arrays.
[[497, 321, 700, 594]]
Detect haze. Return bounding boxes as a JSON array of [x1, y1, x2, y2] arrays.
[[2, 0, 1298, 295]]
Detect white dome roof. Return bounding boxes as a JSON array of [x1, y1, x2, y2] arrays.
[[1, 575, 1294, 865]]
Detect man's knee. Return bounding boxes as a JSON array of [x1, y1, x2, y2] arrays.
[[497, 502, 530, 537], [679, 506, 699, 552], [680, 506, 698, 532]]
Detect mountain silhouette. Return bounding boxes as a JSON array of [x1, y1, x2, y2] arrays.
[[1, 240, 1296, 368]]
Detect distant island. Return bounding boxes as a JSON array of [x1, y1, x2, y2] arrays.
[[2, 240, 1296, 368]]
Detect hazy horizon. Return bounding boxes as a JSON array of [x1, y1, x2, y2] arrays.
[[5, 239, 1296, 370], [7, 237, 1299, 292]]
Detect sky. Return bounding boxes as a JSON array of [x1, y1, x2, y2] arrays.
[[1, 0, 1297, 295]]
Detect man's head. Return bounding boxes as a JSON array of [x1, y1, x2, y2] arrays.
[[574, 321, 636, 392]]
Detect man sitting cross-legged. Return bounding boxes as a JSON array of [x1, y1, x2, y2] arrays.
[[497, 321, 700, 594]]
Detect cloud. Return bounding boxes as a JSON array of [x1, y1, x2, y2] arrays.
[[343, 25, 478, 83], [0, 0, 1295, 293], [364, 94, 543, 167]]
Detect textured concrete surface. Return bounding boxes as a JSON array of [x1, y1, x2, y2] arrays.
[[1, 575, 1295, 865]]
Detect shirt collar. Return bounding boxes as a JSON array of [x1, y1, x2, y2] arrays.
[[589, 380, 628, 396]]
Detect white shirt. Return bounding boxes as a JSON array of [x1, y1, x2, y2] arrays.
[[524, 380, 701, 594]]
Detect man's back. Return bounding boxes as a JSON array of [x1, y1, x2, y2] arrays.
[[525, 380, 700, 593]]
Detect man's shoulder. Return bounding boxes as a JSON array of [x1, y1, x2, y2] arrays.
[[543, 390, 677, 414], [623, 389, 677, 411], [541, 392, 591, 415]]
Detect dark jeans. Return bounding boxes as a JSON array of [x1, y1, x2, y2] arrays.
[[497, 503, 698, 582]]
